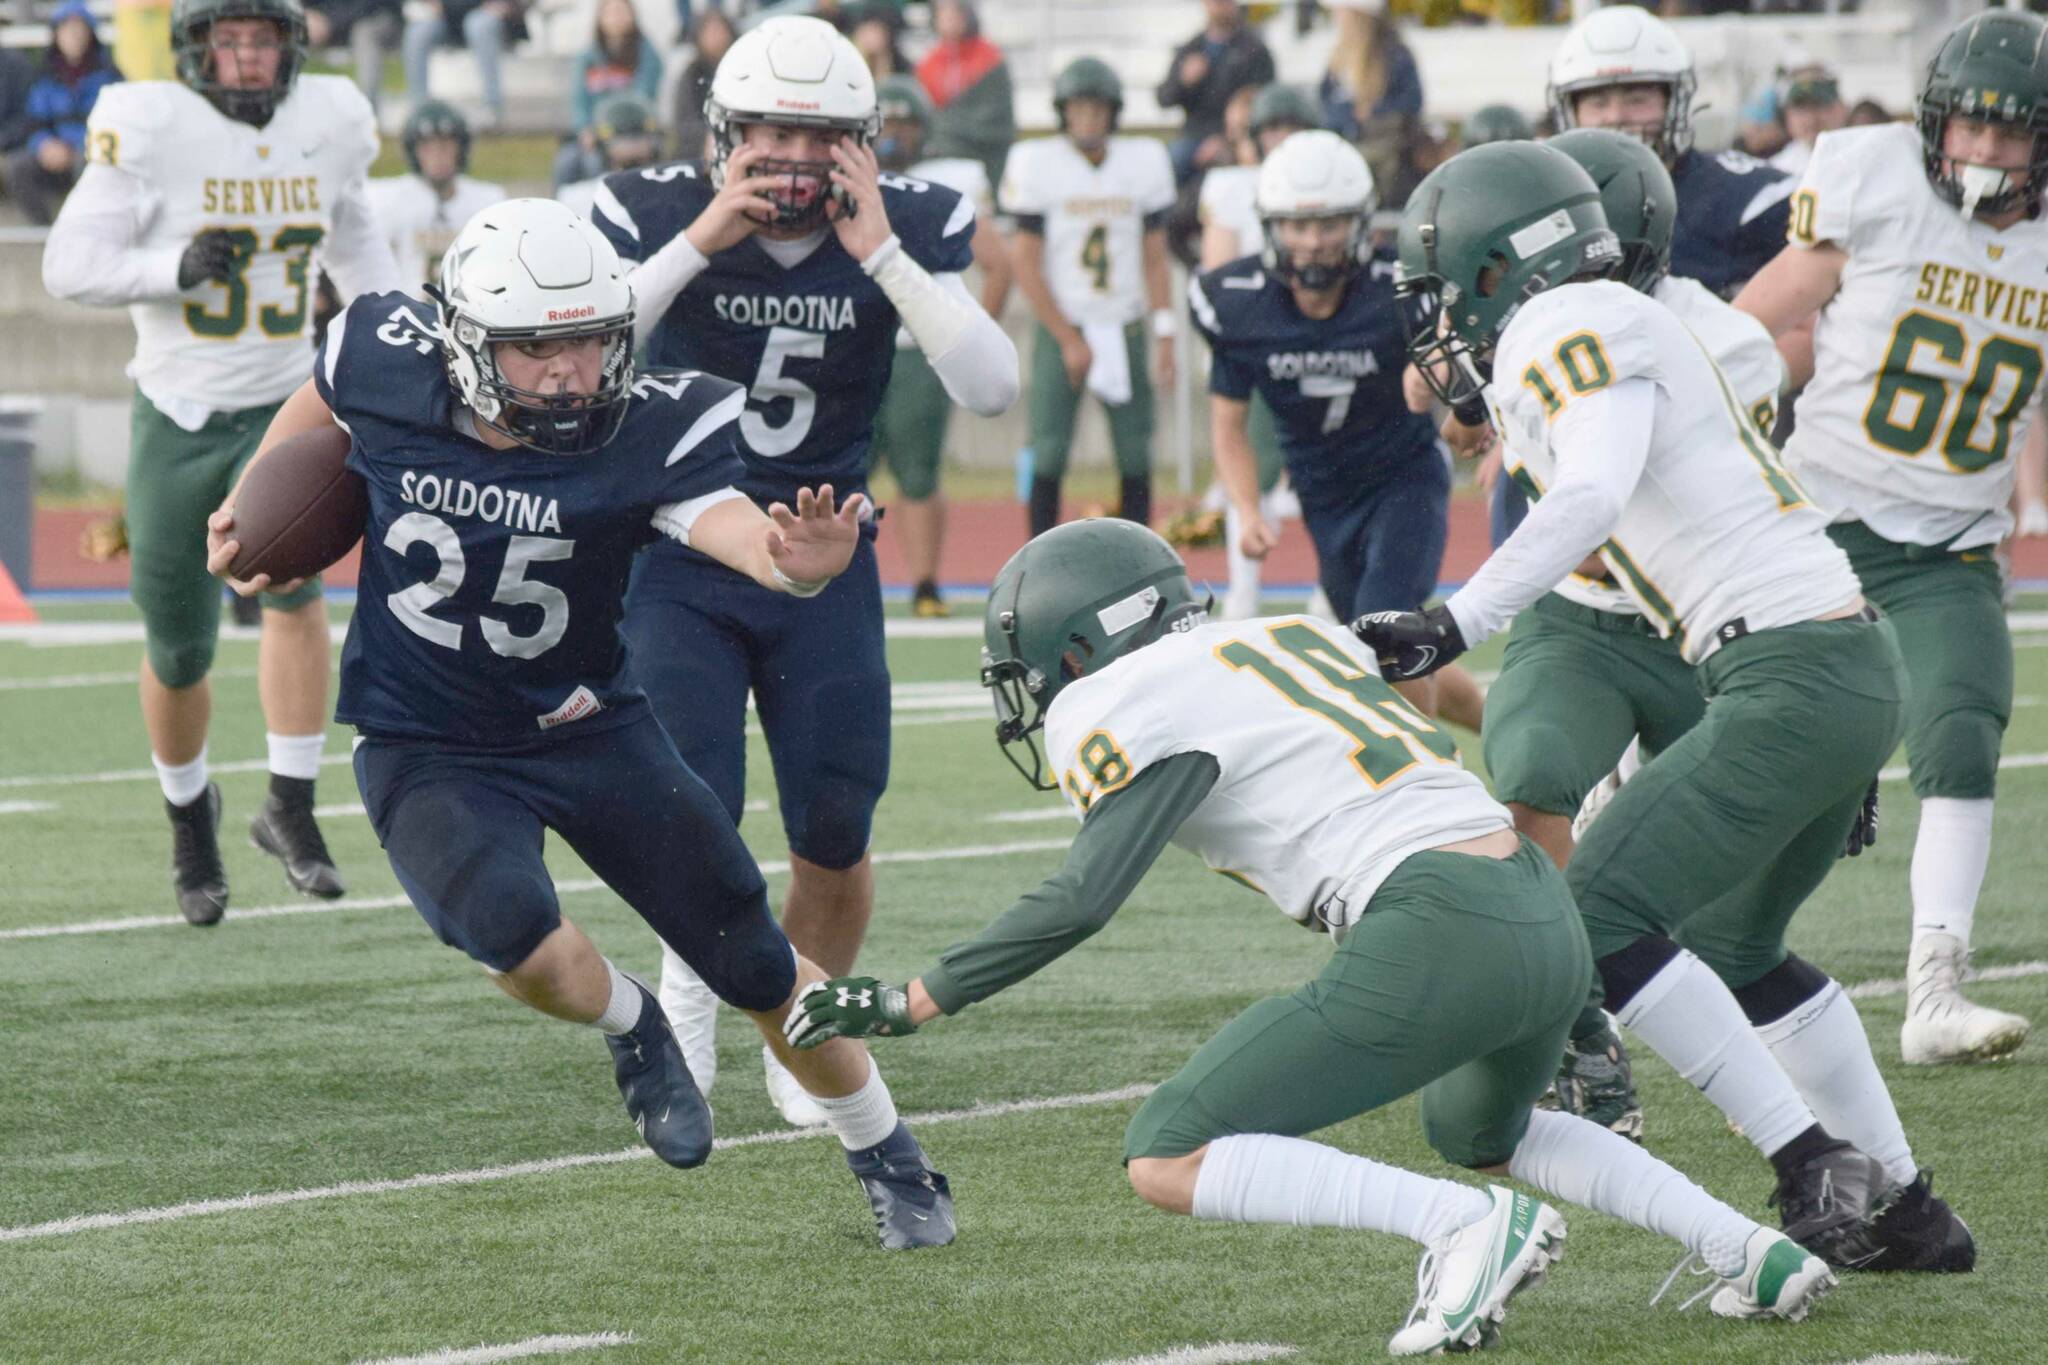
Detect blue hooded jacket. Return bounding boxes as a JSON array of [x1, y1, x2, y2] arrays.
[[23, 1, 121, 158]]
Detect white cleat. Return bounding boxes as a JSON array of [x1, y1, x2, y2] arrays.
[[1387, 1186, 1565, 1357], [1900, 933, 2030, 1065], [1708, 1228, 1836, 1322], [763, 1044, 831, 1128], [657, 946, 722, 1095]]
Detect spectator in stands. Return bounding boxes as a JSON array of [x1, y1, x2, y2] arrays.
[[670, 6, 733, 163], [557, 95, 661, 217], [552, 0, 662, 189], [1847, 97, 1890, 127], [1769, 63, 1846, 177], [917, 0, 1013, 189], [6, 1, 119, 226], [303, 0, 401, 114], [1318, 0, 1421, 142], [1158, 0, 1274, 184], [403, 0, 528, 132], [1736, 82, 1787, 159], [848, 3, 909, 80], [0, 46, 33, 206]]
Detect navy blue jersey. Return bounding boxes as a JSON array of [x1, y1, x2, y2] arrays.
[[1188, 251, 1441, 511], [1670, 148, 1796, 298], [591, 161, 976, 506], [317, 291, 747, 746]]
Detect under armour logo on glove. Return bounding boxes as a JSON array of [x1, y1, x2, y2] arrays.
[[1348, 605, 1467, 682], [784, 976, 919, 1050], [837, 987, 875, 1009]]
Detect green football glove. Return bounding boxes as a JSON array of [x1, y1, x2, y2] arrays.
[[783, 976, 918, 1050]]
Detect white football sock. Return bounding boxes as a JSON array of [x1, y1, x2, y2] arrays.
[[810, 1056, 900, 1151], [1616, 950, 1817, 1158], [1306, 584, 1336, 621], [1910, 796, 1993, 948], [657, 943, 721, 1094], [592, 959, 645, 1036], [1614, 735, 1643, 783], [266, 730, 325, 782], [154, 747, 209, 807], [1508, 1109, 1756, 1276], [1757, 980, 1916, 1186], [1222, 503, 1263, 620], [1191, 1133, 1491, 1248]]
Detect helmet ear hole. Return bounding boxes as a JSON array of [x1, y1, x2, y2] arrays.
[[1477, 254, 1510, 299]]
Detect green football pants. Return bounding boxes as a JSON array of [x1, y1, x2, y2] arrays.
[[1828, 520, 2010, 800], [870, 347, 950, 501], [1571, 614, 1907, 989], [127, 390, 321, 690], [1124, 839, 1592, 1170], [1027, 321, 1154, 481]]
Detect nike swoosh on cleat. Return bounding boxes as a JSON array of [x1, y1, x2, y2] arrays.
[[909, 1211, 929, 1221]]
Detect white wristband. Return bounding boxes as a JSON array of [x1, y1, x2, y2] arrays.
[[771, 562, 829, 598], [1151, 309, 1176, 340]]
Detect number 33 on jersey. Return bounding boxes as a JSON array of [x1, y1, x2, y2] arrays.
[[1783, 121, 2048, 543], [1044, 614, 1505, 937]]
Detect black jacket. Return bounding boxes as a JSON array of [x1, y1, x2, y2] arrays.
[[1155, 26, 1274, 144]]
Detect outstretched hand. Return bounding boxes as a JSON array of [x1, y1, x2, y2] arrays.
[[764, 483, 867, 590], [783, 976, 918, 1050]]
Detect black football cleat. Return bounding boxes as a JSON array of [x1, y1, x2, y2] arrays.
[[1771, 1141, 1900, 1271], [167, 782, 229, 926], [249, 778, 345, 898], [1867, 1170, 1976, 1272], [606, 984, 714, 1169], [846, 1121, 955, 1250]]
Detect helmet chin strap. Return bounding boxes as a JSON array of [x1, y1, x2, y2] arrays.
[[1955, 162, 2015, 219]]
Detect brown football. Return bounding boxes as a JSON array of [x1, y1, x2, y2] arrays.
[[227, 423, 367, 584]]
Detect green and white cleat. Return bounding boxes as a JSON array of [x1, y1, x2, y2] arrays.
[[1710, 1228, 1837, 1322], [1388, 1186, 1566, 1356]]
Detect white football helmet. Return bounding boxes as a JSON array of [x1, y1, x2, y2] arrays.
[[706, 15, 879, 230], [1256, 130, 1376, 290], [434, 198, 636, 456], [1546, 4, 1697, 162]]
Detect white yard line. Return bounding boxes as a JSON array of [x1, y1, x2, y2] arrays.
[[1096, 1347, 1297, 1365], [1881, 751, 2048, 784], [0, 1084, 1153, 1243], [0, 838, 1072, 942], [1832, 1355, 1966, 1365], [1844, 961, 2048, 1003], [0, 752, 352, 790], [0, 800, 55, 815], [0, 666, 258, 693], [311, 799, 767, 820], [0, 618, 987, 648], [986, 806, 1074, 823], [353, 1333, 636, 1365]]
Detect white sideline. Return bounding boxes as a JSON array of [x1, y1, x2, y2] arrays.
[[0, 1084, 1154, 1243], [1844, 960, 2048, 1002], [354, 1332, 636, 1365], [0, 838, 1073, 941], [0, 800, 55, 815], [1096, 1346, 1297, 1365]]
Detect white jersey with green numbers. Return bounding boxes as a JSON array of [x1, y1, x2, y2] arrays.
[[1042, 613, 1509, 935], [999, 133, 1175, 327], [1197, 164, 1261, 256], [1546, 273, 1788, 617], [1782, 121, 2048, 549], [367, 172, 504, 288], [83, 76, 383, 418], [1486, 281, 1860, 663]]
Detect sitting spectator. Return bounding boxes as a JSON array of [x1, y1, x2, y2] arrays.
[[557, 95, 662, 218], [848, 3, 909, 80], [1769, 62, 1847, 177], [368, 100, 504, 286], [917, 0, 1012, 189], [552, 0, 662, 189], [403, 0, 528, 132], [670, 6, 733, 163], [1157, 0, 1274, 184], [1318, 0, 1420, 143], [304, 0, 401, 114], [0, 46, 33, 204], [6, 2, 119, 226]]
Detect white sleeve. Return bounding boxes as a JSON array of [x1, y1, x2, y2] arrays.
[[324, 175, 407, 302], [626, 227, 710, 349], [863, 236, 1019, 416], [651, 486, 750, 545], [41, 162, 186, 305], [1445, 378, 1655, 647]]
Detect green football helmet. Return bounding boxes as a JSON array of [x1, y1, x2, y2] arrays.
[[875, 75, 933, 171], [1547, 127, 1674, 294], [1249, 82, 1321, 142], [1054, 56, 1123, 134], [1918, 9, 2048, 218], [1397, 141, 1621, 409], [403, 100, 471, 181], [172, 0, 308, 127], [981, 520, 1208, 790], [1463, 104, 1534, 148]]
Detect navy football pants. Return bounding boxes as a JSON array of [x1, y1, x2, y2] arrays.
[[1299, 450, 1452, 619], [354, 707, 797, 1010]]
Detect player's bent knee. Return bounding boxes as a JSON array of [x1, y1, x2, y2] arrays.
[[1591, 935, 1683, 1015], [147, 637, 216, 691], [1728, 952, 1830, 1026], [1125, 1152, 1202, 1215], [1910, 707, 2005, 800], [688, 900, 798, 1013]]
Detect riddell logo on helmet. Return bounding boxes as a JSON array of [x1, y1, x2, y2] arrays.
[[546, 305, 596, 322], [775, 98, 823, 111]]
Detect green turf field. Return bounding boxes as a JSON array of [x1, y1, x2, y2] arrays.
[[2, 595, 2043, 1364]]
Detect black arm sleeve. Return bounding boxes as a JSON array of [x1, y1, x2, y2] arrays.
[[919, 751, 1222, 1014]]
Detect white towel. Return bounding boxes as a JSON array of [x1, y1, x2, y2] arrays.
[[1082, 320, 1132, 407]]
